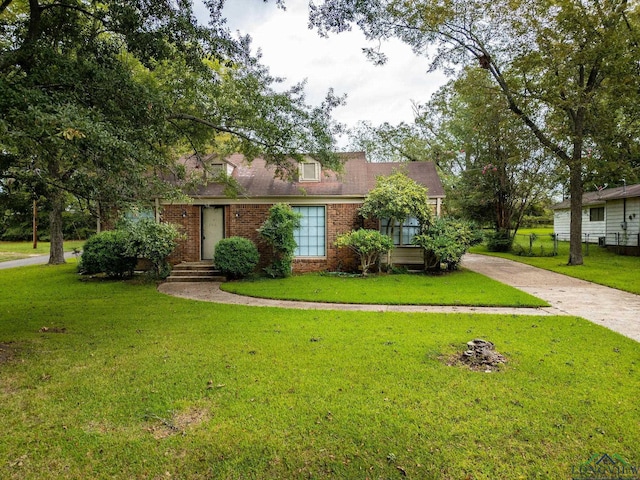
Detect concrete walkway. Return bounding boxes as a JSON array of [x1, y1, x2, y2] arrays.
[[158, 254, 640, 343]]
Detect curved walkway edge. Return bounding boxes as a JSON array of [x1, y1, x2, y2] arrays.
[[158, 254, 640, 343]]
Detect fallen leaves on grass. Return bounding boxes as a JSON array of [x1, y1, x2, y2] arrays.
[[39, 326, 67, 333]]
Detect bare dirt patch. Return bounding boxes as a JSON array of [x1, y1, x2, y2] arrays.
[[146, 406, 211, 439], [0, 342, 18, 364]]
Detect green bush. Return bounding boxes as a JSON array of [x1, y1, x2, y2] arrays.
[[486, 230, 513, 252], [335, 229, 394, 275], [257, 203, 301, 278], [214, 237, 260, 279], [121, 219, 182, 279], [413, 218, 482, 271], [79, 230, 137, 278]]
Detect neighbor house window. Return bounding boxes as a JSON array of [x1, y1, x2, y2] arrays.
[[299, 161, 320, 182], [293, 206, 326, 256], [590, 207, 605, 222], [380, 217, 420, 246]]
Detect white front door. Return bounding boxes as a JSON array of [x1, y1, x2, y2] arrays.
[[202, 207, 224, 260]]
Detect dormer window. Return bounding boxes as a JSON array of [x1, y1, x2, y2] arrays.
[[208, 161, 234, 177], [299, 161, 320, 182], [210, 163, 224, 174]]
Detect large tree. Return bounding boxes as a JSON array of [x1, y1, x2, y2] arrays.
[[1, 0, 343, 264], [310, 0, 640, 265], [417, 68, 555, 239], [349, 69, 556, 239]]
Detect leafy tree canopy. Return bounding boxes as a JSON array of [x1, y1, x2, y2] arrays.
[[310, 0, 640, 265], [1, 0, 344, 263], [417, 67, 556, 236]]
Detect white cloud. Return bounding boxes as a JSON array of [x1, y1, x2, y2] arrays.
[[205, 1, 449, 142]]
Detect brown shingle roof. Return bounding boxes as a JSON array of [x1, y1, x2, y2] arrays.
[[182, 152, 445, 199], [551, 183, 640, 209]]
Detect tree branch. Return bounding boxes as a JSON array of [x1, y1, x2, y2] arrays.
[[167, 112, 276, 151], [0, 0, 13, 15], [40, 2, 105, 23]]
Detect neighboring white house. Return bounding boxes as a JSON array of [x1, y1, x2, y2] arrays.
[[552, 183, 640, 249]]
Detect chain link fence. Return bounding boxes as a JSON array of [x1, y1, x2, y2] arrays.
[[511, 231, 640, 257]]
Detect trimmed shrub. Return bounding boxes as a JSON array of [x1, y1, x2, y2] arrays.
[[335, 229, 394, 275], [214, 237, 260, 279], [79, 230, 136, 278]]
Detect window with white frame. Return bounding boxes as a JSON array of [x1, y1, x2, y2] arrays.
[[299, 161, 320, 182], [293, 206, 326, 256], [380, 217, 420, 246]]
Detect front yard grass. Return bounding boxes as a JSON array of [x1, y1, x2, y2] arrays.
[[221, 270, 548, 307], [1, 263, 639, 479], [471, 228, 640, 295], [0, 240, 85, 262]]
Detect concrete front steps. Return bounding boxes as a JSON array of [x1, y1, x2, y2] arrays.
[[166, 262, 226, 283]]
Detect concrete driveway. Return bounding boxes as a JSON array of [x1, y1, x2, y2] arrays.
[[462, 254, 640, 342]]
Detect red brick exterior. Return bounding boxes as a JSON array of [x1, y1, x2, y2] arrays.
[[163, 204, 201, 264], [165, 202, 378, 273]]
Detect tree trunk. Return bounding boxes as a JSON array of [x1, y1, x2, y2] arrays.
[[568, 161, 584, 265], [567, 110, 585, 266], [48, 188, 66, 265]]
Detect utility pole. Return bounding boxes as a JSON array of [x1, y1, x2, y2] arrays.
[[32, 198, 38, 249]]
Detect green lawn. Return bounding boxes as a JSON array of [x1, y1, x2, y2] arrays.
[[222, 270, 548, 307], [0, 240, 85, 262], [471, 228, 640, 295], [1, 263, 639, 479]]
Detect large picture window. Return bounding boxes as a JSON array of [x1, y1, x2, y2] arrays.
[[293, 206, 326, 257], [380, 217, 420, 246]]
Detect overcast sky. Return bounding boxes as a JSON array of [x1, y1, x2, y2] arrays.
[[196, 1, 449, 145]]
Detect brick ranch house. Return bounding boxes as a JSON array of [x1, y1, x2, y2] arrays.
[[158, 151, 445, 273]]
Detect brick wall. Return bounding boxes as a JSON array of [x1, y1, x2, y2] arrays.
[[227, 204, 273, 271], [166, 202, 375, 273], [324, 203, 359, 272], [163, 204, 201, 264]]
